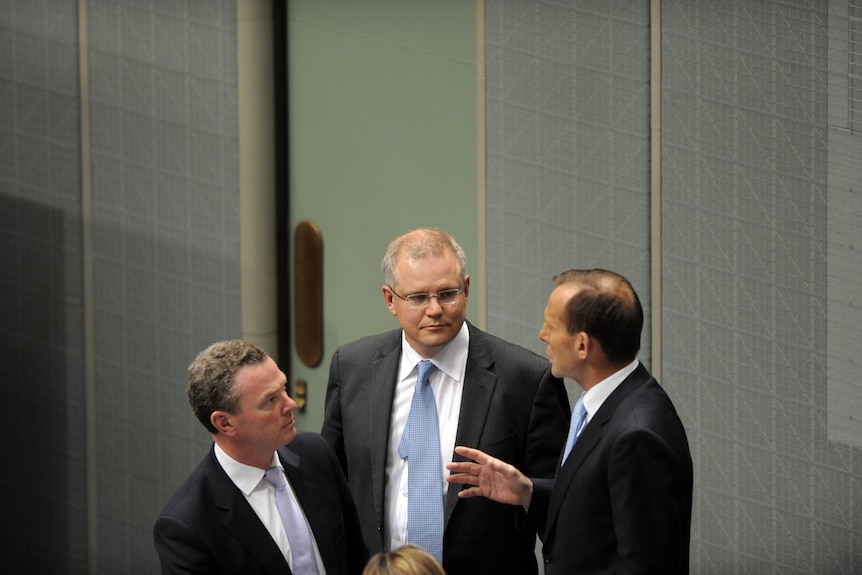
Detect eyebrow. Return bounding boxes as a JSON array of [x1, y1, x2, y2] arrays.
[[406, 287, 460, 295], [258, 380, 287, 405]]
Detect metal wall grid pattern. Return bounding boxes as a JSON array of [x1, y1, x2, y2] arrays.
[[87, 1, 241, 572], [485, 1, 861, 573]]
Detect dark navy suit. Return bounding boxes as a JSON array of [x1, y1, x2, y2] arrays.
[[529, 363, 693, 575], [154, 432, 368, 575]]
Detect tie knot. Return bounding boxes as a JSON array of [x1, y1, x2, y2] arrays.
[[417, 360, 436, 384], [572, 395, 587, 437], [263, 466, 287, 490], [573, 395, 586, 419]]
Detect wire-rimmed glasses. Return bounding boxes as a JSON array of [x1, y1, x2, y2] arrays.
[[388, 286, 465, 310]]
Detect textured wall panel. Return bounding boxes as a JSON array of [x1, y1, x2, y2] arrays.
[[827, 0, 862, 453], [88, 1, 240, 572], [0, 1, 87, 572], [485, 0, 652, 367], [663, 1, 859, 573], [487, 1, 862, 573]]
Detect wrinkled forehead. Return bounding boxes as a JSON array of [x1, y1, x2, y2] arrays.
[[395, 251, 462, 283]]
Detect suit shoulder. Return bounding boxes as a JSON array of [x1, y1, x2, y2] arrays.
[[286, 431, 329, 451], [625, 375, 681, 411], [281, 432, 339, 465], [612, 377, 689, 438], [157, 451, 218, 520], [469, 324, 549, 368], [280, 433, 347, 483], [333, 329, 401, 358]]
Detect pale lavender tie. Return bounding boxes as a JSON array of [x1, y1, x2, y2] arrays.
[[263, 466, 320, 575]]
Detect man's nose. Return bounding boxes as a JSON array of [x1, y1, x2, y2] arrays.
[[424, 297, 445, 314]]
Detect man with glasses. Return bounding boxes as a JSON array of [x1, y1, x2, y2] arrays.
[[321, 228, 570, 575]]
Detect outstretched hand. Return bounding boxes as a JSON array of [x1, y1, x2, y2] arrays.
[[445, 446, 533, 508]]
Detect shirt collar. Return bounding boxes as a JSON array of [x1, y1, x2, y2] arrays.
[[581, 358, 640, 420], [213, 443, 280, 496], [399, 321, 469, 383]]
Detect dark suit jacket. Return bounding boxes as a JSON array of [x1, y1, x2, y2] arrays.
[[320, 322, 570, 575], [528, 363, 693, 575], [154, 432, 369, 575]]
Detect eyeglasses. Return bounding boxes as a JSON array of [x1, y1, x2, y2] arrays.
[[388, 286, 465, 310]]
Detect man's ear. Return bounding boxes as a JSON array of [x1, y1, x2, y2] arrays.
[[210, 410, 234, 435], [575, 331, 591, 359], [382, 285, 398, 316]]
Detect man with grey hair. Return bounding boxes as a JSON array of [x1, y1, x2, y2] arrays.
[[155, 340, 368, 574], [322, 228, 570, 575]]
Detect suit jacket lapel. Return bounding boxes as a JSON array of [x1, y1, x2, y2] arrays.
[[445, 325, 497, 521], [206, 449, 290, 574], [281, 448, 334, 575], [544, 364, 649, 538], [368, 336, 403, 530]]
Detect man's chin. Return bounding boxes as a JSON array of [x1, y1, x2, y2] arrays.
[[281, 428, 298, 445], [421, 328, 458, 345]]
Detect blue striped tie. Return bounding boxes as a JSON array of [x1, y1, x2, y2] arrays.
[[562, 394, 587, 462], [397, 360, 443, 562]]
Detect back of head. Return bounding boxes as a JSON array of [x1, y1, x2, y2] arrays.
[[552, 269, 643, 364], [187, 339, 268, 434], [362, 546, 446, 575], [381, 228, 467, 287]]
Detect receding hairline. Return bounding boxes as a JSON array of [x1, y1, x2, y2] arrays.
[[381, 228, 467, 286], [552, 268, 634, 301]]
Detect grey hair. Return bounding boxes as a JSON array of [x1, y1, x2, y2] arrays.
[[380, 228, 467, 287]]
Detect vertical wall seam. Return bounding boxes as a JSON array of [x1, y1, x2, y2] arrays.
[[77, 0, 97, 572], [650, 0, 662, 380], [237, 0, 278, 356], [477, 0, 487, 330]]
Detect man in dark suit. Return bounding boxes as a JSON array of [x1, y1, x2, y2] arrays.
[[447, 269, 694, 575], [154, 340, 369, 575], [321, 229, 570, 575]]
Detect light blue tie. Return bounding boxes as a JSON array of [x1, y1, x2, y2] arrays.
[[397, 360, 443, 562], [263, 466, 320, 575], [562, 395, 587, 462]]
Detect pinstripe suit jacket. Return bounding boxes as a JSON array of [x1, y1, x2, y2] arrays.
[[321, 322, 570, 575]]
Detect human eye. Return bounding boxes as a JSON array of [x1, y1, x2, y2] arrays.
[[406, 293, 430, 305], [437, 289, 460, 303]]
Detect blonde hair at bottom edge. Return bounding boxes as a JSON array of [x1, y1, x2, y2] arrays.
[[362, 545, 446, 575]]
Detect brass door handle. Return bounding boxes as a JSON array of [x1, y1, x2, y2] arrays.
[[293, 379, 308, 411]]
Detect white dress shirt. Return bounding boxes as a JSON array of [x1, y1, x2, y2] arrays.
[[214, 444, 326, 573], [579, 358, 640, 425], [384, 322, 469, 551]]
